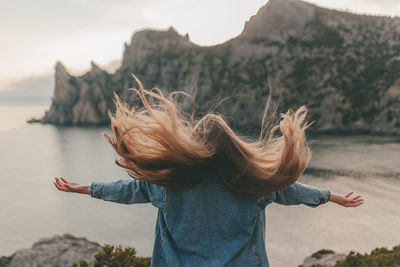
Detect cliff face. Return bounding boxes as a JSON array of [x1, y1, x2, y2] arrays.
[[41, 0, 400, 134]]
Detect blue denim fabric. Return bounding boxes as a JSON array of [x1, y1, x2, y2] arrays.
[[90, 168, 330, 267]]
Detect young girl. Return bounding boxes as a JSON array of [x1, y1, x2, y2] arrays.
[[54, 76, 363, 267]]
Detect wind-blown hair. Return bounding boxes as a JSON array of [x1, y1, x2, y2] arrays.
[[104, 75, 312, 198]]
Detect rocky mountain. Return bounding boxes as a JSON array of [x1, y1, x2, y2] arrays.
[[38, 0, 400, 134], [0, 234, 100, 267]]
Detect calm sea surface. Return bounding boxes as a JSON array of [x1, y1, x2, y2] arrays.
[[1, 103, 400, 267]]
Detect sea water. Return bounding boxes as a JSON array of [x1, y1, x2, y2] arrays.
[[0, 103, 399, 267]]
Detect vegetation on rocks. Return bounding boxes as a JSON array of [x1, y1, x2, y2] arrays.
[[307, 244, 400, 267], [72, 244, 151, 267], [334, 245, 400, 267]]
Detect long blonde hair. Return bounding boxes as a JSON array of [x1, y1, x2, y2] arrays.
[[104, 75, 312, 198]]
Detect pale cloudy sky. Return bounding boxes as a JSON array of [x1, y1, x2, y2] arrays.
[[1, 0, 399, 90]]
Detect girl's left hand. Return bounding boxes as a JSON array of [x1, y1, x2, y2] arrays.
[[330, 192, 364, 207]]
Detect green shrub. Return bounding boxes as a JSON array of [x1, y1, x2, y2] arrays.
[[309, 244, 400, 267], [73, 244, 151, 267], [335, 245, 400, 267]]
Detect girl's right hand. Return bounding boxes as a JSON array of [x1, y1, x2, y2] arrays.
[[330, 192, 364, 207], [54, 177, 90, 195]]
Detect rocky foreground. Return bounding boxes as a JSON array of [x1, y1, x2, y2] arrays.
[[3, 234, 398, 266], [0, 234, 100, 267], [0, 234, 350, 267], [36, 0, 400, 134]]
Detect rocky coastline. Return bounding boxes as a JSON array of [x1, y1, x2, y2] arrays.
[[3, 234, 399, 266], [0, 234, 347, 267]]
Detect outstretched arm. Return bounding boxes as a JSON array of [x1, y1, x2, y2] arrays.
[[53, 177, 152, 204], [265, 182, 363, 208]]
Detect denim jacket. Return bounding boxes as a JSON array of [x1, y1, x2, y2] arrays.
[[90, 168, 330, 267]]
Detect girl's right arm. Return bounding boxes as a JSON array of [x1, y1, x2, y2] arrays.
[[54, 177, 155, 204]]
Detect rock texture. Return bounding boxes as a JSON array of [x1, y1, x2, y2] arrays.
[[0, 234, 100, 267], [301, 251, 346, 267], [40, 0, 400, 134]]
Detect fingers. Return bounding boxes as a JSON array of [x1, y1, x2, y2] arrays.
[[350, 199, 363, 204], [54, 177, 72, 192], [345, 192, 354, 198], [349, 201, 364, 207], [54, 180, 69, 192], [55, 177, 64, 188], [348, 195, 363, 202], [345, 195, 364, 207], [59, 177, 79, 186]]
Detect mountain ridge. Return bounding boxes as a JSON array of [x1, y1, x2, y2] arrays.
[[37, 0, 400, 134]]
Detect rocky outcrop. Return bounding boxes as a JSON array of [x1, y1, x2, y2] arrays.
[[42, 62, 113, 125], [0, 234, 100, 267], [38, 0, 400, 134]]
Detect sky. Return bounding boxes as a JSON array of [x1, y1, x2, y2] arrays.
[[1, 0, 400, 91]]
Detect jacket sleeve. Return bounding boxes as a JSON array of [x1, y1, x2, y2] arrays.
[[90, 179, 153, 204], [264, 182, 331, 208]]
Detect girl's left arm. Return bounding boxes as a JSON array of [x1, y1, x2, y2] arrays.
[[272, 182, 331, 208], [269, 182, 363, 208]]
